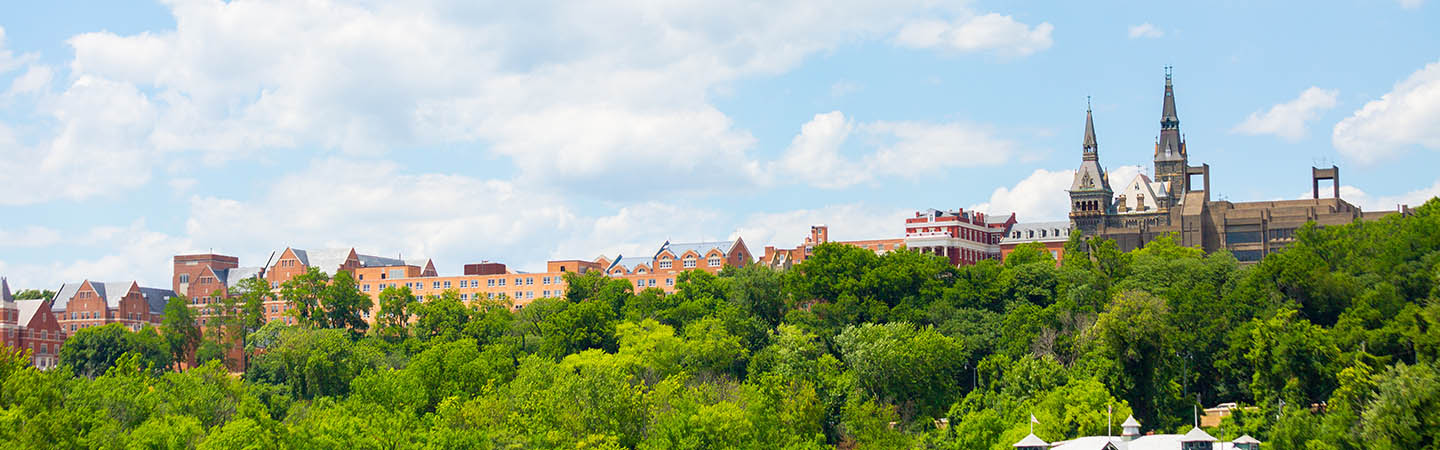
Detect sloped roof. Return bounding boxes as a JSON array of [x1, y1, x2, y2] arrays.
[[1001, 221, 1072, 244], [52, 281, 173, 314], [1181, 426, 1217, 442], [1050, 436, 1119, 450], [1122, 415, 1141, 427], [1119, 173, 1163, 213], [217, 266, 265, 289], [1233, 434, 1260, 444], [660, 240, 736, 259], [291, 248, 354, 273], [1013, 433, 1049, 447], [1, 277, 12, 304], [1070, 159, 1112, 193], [16, 299, 46, 325]]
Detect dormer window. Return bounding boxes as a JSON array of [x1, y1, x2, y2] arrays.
[[683, 257, 697, 268], [708, 256, 722, 267], [659, 257, 673, 269]]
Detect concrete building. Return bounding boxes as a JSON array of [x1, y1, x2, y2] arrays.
[[51, 280, 174, 333], [1068, 70, 1407, 262], [1, 277, 66, 370]]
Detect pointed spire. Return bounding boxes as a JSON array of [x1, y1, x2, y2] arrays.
[[1083, 100, 1099, 161], [1, 277, 12, 302], [1156, 67, 1185, 161]]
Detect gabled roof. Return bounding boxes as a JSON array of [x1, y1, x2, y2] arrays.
[[216, 266, 265, 289], [1181, 426, 1217, 442], [1119, 173, 1163, 213], [291, 248, 355, 273], [1013, 433, 1049, 447], [52, 281, 174, 314], [662, 240, 737, 259], [16, 299, 47, 326], [1233, 434, 1260, 444]]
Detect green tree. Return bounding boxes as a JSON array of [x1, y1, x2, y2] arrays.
[[1361, 362, 1440, 448], [1081, 290, 1182, 428], [278, 267, 329, 327], [161, 295, 202, 370], [58, 323, 171, 378], [322, 270, 372, 335], [1004, 242, 1056, 266], [374, 285, 416, 341], [836, 322, 969, 419]]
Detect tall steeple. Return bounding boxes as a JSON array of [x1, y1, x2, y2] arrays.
[[1082, 97, 1099, 160], [1155, 66, 1185, 162], [1070, 102, 1114, 235], [1153, 67, 1188, 208]]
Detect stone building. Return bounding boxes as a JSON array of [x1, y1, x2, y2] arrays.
[[1068, 70, 1407, 263]]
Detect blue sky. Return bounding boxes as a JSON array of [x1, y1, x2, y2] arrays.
[[2, 0, 1438, 290]]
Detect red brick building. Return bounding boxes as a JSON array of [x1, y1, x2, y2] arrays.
[[903, 208, 1016, 266], [759, 225, 904, 270], [599, 239, 755, 292], [1, 277, 66, 370], [51, 280, 174, 334]]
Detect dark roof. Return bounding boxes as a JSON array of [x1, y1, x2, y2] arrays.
[[1156, 71, 1185, 162], [1082, 106, 1098, 157]]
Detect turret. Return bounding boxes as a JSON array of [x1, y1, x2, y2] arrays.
[[1120, 415, 1141, 441]]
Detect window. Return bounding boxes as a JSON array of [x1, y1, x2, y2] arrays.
[[637, 268, 647, 274], [443, 281, 452, 289], [636, 280, 644, 288], [527, 291, 534, 299], [1225, 231, 1263, 245], [358, 274, 364, 280], [648, 279, 656, 287], [179, 274, 190, 284], [526, 277, 533, 285], [542, 290, 549, 297], [488, 279, 496, 287], [498, 279, 506, 287], [666, 278, 674, 286], [683, 257, 697, 268], [460, 280, 468, 288], [659, 259, 673, 269], [543, 276, 551, 285], [708, 256, 722, 267], [433, 281, 442, 289], [362, 284, 370, 292], [1232, 249, 1264, 262], [514, 278, 522, 285]]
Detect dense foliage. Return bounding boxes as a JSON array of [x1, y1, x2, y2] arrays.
[[2, 199, 1438, 449]]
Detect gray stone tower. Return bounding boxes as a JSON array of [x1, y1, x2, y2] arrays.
[[1153, 67, 1188, 209], [1069, 102, 1114, 235]]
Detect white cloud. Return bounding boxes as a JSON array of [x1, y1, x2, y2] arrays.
[[2, 0, 1057, 205], [4, 64, 52, 97], [733, 203, 911, 252], [970, 164, 1146, 222], [894, 13, 1054, 56], [0, 226, 63, 248], [830, 80, 861, 98], [0, 220, 195, 290], [1333, 59, 1440, 163], [1232, 87, 1339, 141], [970, 168, 1075, 221], [769, 111, 1023, 189], [1306, 180, 1440, 211], [1127, 23, 1164, 39], [0, 27, 37, 74]]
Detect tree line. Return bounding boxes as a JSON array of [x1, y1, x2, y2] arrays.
[[1, 198, 1438, 449]]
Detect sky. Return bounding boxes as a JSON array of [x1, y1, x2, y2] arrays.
[[1, 0, 1438, 291]]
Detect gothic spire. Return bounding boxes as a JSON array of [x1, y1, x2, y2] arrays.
[[1083, 97, 1098, 160], [1156, 66, 1185, 161]]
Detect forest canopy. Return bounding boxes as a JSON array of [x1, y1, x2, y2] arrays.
[[2, 198, 1438, 449]]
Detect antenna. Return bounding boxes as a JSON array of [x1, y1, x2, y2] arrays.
[[1087, 95, 1092, 111]]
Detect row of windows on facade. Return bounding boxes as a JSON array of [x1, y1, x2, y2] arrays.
[[7, 328, 59, 340], [177, 274, 216, 284], [1223, 228, 1298, 246], [62, 311, 147, 321], [359, 275, 566, 293], [1010, 228, 1066, 239], [634, 256, 719, 272]]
